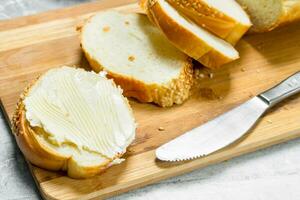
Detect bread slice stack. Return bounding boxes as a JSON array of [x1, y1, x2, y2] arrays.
[[166, 0, 252, 45], [13, 67, 136, 178], [145, 0, 252, 68], [81, 11, 193, 107], [236, 0, 300, 32]]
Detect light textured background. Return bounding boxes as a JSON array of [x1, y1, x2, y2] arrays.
[[0, 1, 300, 200]]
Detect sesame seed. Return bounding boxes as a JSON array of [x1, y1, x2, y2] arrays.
[[158, 127, 165, 131], [199, 73, 205, 78]]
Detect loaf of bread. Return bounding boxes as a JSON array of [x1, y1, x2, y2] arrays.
[[147, 0, 239, 68], [13, 67, 136, 178], [80, 11, 193, 107], [236, 0, 300, 32], [165, 0, 252, 45]]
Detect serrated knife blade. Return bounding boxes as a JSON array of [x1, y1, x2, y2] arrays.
[[156, 71, 300, 161]]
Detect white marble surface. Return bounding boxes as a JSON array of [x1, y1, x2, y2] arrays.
[[0, 1, 300, 200]]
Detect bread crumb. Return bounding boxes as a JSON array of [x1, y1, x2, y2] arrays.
[[128, 56, 135, 62], [208, 73, 214, 79], [102, 26, 110, 32], [158, 127, 165, 131], [267, 119, 273, 124], [108, 158, 125, 167], [256, 69, 260, 73], [194, 70, 206, 80], [195, 73, 205, 80], [125, 21, 130, 25], [241, 68, 246, 72]]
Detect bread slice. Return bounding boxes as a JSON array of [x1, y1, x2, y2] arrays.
[[236, 0, 300, 32], [140, 0, 156, 24], [166, 0, 252, 45], [81, 11, 193, 107], [12, 66, 136, 179], [147, 0, 239, 69], [140, 0, 148, 10]]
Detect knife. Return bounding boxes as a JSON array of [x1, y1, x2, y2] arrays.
[[156, 71, 300, 161]]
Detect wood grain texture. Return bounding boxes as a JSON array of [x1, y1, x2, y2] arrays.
[[1, 1, 300, 199]]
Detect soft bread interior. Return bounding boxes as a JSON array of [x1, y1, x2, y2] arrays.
[[23, 67, 136, 168], [203, 0, 251, 25], [235, 0, 282, 31], [157, 0, 239, 59], [81, 11, 188, 84]]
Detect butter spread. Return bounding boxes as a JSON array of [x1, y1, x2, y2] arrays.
[[24, 66, 136, 159]]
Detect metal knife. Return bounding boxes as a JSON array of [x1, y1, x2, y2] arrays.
[[156, 71, 300, 161]]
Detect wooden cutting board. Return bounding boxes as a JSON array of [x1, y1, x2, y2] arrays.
[[1, 0, 300, 199]]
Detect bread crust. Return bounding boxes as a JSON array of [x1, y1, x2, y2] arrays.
[[197, 49, 238, 69], [82, 48, 194, 107], [166, 0, 251, 45], [240, 0, 300, 33], [12, 78, 126, 179], [139, 0, 148, 10], [276, 0, 300, 30], [147, 0, 239, 69], [140, 0, 157, 24]]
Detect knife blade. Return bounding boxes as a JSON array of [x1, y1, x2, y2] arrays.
[[156, 71, 300, 161]]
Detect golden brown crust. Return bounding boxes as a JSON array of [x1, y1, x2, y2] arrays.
[[139, 0, 148, 10], [197, 48, 238, 69], [225, 23, 251, 45], [147, 0, 239, 69], [82, 48, 194, 107], [275, 1, 300, 30], [166, 0, 250, 45], [66, 157, 109, 178], [12, 77, 125, 179], [140, 0, 157, 25]]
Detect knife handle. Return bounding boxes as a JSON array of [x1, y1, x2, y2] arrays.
[[258, 71, 300, 107]]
